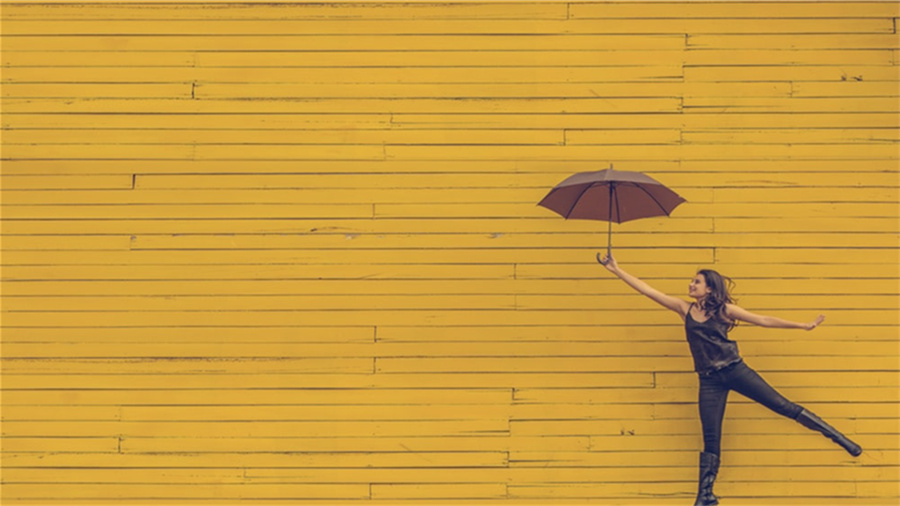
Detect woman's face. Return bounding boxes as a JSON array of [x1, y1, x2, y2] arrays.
[[689, 274, 712, 300]]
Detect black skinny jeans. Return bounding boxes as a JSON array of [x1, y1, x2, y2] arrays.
[[698, 360, 804, 456]]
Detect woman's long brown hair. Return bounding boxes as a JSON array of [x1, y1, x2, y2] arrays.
[[697, 269, 737, 331]]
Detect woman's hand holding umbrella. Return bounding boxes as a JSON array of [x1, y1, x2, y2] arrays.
[[597, 252, 618, 273]]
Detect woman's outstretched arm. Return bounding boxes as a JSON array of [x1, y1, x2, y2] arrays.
[[597, 253, 690, 317], [725, 304, 825, 331]]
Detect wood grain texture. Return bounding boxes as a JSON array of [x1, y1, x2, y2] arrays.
[[1, 1, 899, 505]]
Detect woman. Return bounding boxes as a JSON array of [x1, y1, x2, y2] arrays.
[[597, 253, 862, 506]]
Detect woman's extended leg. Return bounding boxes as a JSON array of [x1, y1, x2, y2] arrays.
[[719, 361, 802, 419], [722, 362, 862, 456]]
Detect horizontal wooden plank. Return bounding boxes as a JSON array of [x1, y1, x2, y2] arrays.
[[688, 33, 900, 50], [0, 235, 130, 251], [10, 126, 897, 147], [374, 203, 899, 219], [0, 248, 720, 266], [3, 277, 896, 298], [0, 357, 379, 375], [16, 81, 874, 100], [1, 404, 517, 422], [0, 175, 133, 190], [1, 188, 559, 205], [712, 217, 900, 232], [4, 230, 897, 252], [0, 483, 371, 500], [1, 388, 513, 406], [2, 208, 895, 227], [0, 178, 894, 203], [372, 484, 506, 500], [520, 263, 900, 280], [3, 291, 897, 312], [0, 499, 893, 506], [1, 308, 897, 327], [507, 481, 855, 499], [684, 97, 900, 113], [2, 175, 895, 197], [0, 264, 519, 280], [3, 50, 685, 69], [589, 433, 898, 452], [1, 322, 896, 344], [5, 384, 895, 407], [0, 65, 685, 84], [657, 370, 900, 388], [6, 449, 889, 470], [685, 65, 899, 82], [1, 143, 385, 160], [793, 81, 900, 97], [2, 216, 896, 236], [2, 203, 378, 219], [518, 386, 900, 404], [2, 19, 892, 36], [376, 355, 897, 373], [0, 98, 683, 116], [684, 129, 900, 144], [1, 419, 510, 438], [122, 172, 900, 190], [507, 450, 900, 467], [3, 339, 895, 360], [0, 372, 655, 390], [0, 34, 687, 52], [0, 3, 570, 21], [0, 436, 119, 453], [1, 128, 569, 145], [8, 142, 900, 160], [1, 159, 897, 179], [374, 325, 900, 343], [7, 2, 899, 22], [0, 276, 863, 295], [6, 113, 898, 132], [4, 465, 896, 485], [513, 417, 897, 437], [1, 83, 192, 99], [683, 49, 893, 66], [2, 400, 895, 425], [570, 2, 900, 19], [363, 143, 900, 160]]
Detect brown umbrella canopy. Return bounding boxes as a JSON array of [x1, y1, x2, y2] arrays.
[[538, 167, 686, 254]]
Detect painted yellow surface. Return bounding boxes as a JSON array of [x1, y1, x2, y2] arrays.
[[1, 1, 899, 505]]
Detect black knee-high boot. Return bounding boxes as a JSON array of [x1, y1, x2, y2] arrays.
[[693, 451, 719, 506], [795, 408, 862, 456]]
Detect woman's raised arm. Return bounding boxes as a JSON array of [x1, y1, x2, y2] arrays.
[[597, 253, 690, 317], [725, 304, 825, 331]]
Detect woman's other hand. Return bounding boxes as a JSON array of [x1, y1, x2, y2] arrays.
[[805, 314, 825, 331]]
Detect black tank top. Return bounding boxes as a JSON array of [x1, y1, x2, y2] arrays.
[[685, 303, 742, 374]]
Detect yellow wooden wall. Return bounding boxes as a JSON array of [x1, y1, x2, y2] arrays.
[[1, 1, 898, 504]]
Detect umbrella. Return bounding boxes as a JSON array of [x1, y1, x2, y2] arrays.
[[537, 166, 686, 257]]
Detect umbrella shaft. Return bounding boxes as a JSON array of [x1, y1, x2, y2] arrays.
[[608, 184, 613, 256]]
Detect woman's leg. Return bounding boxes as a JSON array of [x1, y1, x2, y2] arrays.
[[695, 375, 729, 506], [698, 375, 730, 456], [719, 362, 803, 419], [721, 362, 862, 456]]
